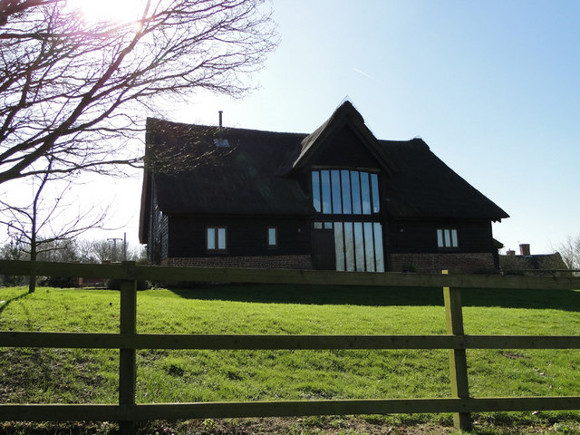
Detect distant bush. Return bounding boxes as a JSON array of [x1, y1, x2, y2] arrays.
[[40, 276, 77, 288], [105, 278, 150, 291]]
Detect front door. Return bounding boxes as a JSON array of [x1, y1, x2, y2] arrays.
[[311, 226, 335, 270]]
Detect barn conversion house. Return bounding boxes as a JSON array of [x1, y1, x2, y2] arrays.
[[139, 102, 509, 273]]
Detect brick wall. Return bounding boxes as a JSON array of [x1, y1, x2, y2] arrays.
[[162, 255, 312, 270], [161, 253, 496, 274], [390, 253, 497, 274]]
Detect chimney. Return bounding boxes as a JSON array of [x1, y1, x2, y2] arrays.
[[218, 110, 223, 128], [506, 250, 516, 256], [519, 244, 530, 256]]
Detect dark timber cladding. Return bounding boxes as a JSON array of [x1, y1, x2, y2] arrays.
[[139, 101, 509, 272]]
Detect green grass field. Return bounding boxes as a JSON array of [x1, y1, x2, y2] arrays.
[[1, 284, 580, 434]]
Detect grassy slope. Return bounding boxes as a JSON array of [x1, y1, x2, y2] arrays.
[[1, 284, 580, 431]]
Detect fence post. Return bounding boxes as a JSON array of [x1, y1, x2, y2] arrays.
[[442, 270, 472, 431], [119, 263, 137, 435]]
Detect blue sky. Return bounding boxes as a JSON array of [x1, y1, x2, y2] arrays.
[[160, 0, 579, 255], [13, 1, 575, 255]]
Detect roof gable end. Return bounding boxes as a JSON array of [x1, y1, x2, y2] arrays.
[[291, 101, 396, 175]]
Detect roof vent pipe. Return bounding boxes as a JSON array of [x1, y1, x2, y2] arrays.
[[218, 110, 223, 128]]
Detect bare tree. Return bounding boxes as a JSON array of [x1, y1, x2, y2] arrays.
[[0, 0, 277, 184], [76, 238, 145, 263], [0, 158, 107, 292], [557, 234, 580, 270]]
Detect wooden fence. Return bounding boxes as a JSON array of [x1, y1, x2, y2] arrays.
[[1, 259, 580, 434]]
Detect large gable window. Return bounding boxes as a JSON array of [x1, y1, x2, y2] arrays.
[[312, 169, 379, 215], [207, 227, 227, 251]]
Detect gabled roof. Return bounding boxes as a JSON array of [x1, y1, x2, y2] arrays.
[[144, 119, 312, 216], [140, 103, 509, 242], [292, 101, 396, 176], [380, 138, 509, 220]]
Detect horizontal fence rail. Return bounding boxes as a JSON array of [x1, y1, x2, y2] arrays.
[[1, 259, 579, 290], [1, 260, 580, 434], [4, 332, 580, 351]]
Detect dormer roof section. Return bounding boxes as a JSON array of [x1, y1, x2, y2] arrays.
[[291, 101, 397, 176]]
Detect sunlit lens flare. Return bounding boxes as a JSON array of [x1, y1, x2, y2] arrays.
[[67, 0, 146, 24]]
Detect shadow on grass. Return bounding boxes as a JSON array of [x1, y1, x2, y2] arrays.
[[167, 284, 580, 311], [0, 291, 29, 317]]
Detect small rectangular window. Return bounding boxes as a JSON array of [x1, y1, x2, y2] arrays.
[[451, 229, 458, 247], [351, 171, 361, 214], [217, 228, 226, 250], [371, 173, 380, 213], [437, 229, 444, 248], [213, 138, 230, 148], [331, 170, 342, 214], [341, 170, 352, 214], [360, 172, 371, 215], [312, 171, 321, 212], [437, 228, 458, 248], [207, 226, 227, 251], [268, 227, 277, 247], [321, 170, 332, 214], [207, 228, 215, 250]]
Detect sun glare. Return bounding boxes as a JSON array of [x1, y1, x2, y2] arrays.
[[68, 0, 146, 24]]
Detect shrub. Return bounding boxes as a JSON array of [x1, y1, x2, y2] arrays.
[[40, 276, 77, 288], [105, 279, 150, 291]]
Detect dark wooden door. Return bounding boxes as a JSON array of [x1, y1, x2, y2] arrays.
[[312, 228, 335, 270]]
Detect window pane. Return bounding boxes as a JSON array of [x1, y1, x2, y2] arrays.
[[437, 229, 443, 247], [341, 170, 352, 214], [321, 170, 332, 214], [331, 170, 342, 214], [268, 227, 277, 246], [217, 228, 226, 250], [354, 222, 365, 272], [207, 228, 215, 250], [360, 172, 371, 215], [334, 222, 345, 271], [364, 222, 375, 272], [324, 222, 333, 230], [344, 222, 355, 272], [444, 229, 451, 247], [312, 171, 321, 212], [373, 223, 385, 272], [313, 222, 323, 229], [371, 173, 380, 213], [351, 171, 361, 214], [451, 229, 458, 247]]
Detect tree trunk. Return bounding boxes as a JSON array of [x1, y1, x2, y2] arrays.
[[28, 273, 36, 293], [29, 229, 36, 293]]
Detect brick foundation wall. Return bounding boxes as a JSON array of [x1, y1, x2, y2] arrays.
[[390, 253, 498, 274], [161, 253, 496, 274], [162, 255, 313, 270]]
